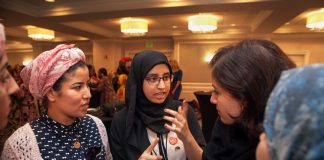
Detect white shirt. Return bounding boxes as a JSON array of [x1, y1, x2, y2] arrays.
[[147, 125, 186, 160]]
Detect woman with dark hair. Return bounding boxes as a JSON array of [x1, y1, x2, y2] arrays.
[[109, 50, 205, 160], [164, 39, 296, 160], [1, 44, 112, 159], [0, 23, 19, 130], [87, 64, 101, 108], [97, 67, 118, 106], [169, 59, 183, 100]]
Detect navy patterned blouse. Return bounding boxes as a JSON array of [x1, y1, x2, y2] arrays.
[[30, 114, 106, 160]]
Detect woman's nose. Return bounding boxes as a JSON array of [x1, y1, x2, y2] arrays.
[[7, 74, 19, 95], [157, 79, 166, 89], [210, 92, 217, 105], [83, 86, 92, 99]]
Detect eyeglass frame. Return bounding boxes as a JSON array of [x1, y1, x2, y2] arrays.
[[144, 73, 172, 86]]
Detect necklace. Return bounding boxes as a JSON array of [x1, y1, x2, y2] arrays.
[[73, 139, 81, 149], [58, 130, 84, 160]]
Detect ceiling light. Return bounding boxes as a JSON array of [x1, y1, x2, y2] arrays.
[[45, 0, 55, 2], [120, 18, 148, 36], [188, 14, 217, 33], [27, 27, 55, 41], [306, 9, 324, 30]]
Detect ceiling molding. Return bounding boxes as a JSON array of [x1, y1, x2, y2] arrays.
[[253, 0, 324, 33], [0, 0, 39, 16]]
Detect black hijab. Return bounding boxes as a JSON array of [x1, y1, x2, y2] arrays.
[[125, 50, 178, 137]]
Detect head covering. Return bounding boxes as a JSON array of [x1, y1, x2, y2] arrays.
[[20, 44, 85, 99], [120, 57, 132, 62], [264, 64, 324, 160], [125, 50, 178, 137], [0, 23, 5, 59]]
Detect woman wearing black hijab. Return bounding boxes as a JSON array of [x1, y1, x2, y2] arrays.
[[109, 50, 205, 160]]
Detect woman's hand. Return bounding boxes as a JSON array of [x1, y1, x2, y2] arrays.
[[164, 102, 191, 141], [138, 138, 163, 160]]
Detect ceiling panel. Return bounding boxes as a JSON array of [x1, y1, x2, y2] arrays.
[[0, 0, 323, 44]]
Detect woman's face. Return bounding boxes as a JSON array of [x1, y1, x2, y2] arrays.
[[0, 53, 19, 129], [210, 79, 243, 124], [50, 66, 91, 120], [256, 133, 271, 160], [143, 64, 171, 104]]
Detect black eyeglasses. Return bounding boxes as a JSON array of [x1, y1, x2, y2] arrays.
[[145, 74, 171, 86]]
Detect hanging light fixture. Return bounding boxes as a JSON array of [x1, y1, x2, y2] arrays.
[[306, 9, 324, 30], [120, 18, 148, 36], [27, 27, 55, 41], [188, 14, 218, 33]]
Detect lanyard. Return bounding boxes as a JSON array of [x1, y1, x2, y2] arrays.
[[157, 133, 168, 160]]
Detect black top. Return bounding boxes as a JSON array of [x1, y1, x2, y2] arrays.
[[109, 103, 206, 160], [202, 119, 258, 160]]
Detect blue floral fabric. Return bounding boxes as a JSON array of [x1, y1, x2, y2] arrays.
[[30, 114, 106, 160], [264, 64, 324, 160]]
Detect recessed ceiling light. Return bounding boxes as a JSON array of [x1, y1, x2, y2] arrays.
[[45, 0, 55, 2], [230, 24, 236, 26], [172, 26, 178, 29]]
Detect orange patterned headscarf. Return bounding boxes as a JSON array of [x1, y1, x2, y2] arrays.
[[20, 44, 85, 99]]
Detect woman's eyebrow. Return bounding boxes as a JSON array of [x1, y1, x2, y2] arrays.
[[146, 73, 159, 77], [72, 82, 85, 86]]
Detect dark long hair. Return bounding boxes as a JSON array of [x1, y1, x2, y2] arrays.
[[210, 39, 296, 139]]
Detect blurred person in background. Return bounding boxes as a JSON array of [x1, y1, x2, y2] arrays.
[[87, 64, 101, 108], [169, 59, 183, 100], [97, 67, 118, 106]]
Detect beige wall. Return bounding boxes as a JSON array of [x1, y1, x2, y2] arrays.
[[273, 37, 324, 65], [93, 39, 123, 73], [175, 36, 324, 101], [122, 38, 174, 59], [92, 38, 174, 74], [174, 39, 240, 100], [7, 51, 35, 66], [6, 41, 93, 66]]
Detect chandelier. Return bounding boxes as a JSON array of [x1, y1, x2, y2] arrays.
[[120, 18, 148, 36], [306, 9, 324, 30], [188, 14, 218, 33], [27, 27, 55, 41]]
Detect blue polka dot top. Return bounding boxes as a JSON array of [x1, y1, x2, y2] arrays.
[[30, 114, 106, 160]]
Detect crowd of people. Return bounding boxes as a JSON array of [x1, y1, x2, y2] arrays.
[[0, 22, 323, 160]]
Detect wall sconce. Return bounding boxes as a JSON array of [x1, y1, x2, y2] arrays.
[[120, 18, 148, 36], [306, 9, 324, 30], [204, 52, 214, 63], [23, 59, 33, 66], [188, 14, 218, 33], [27, 27, 55, 41]]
